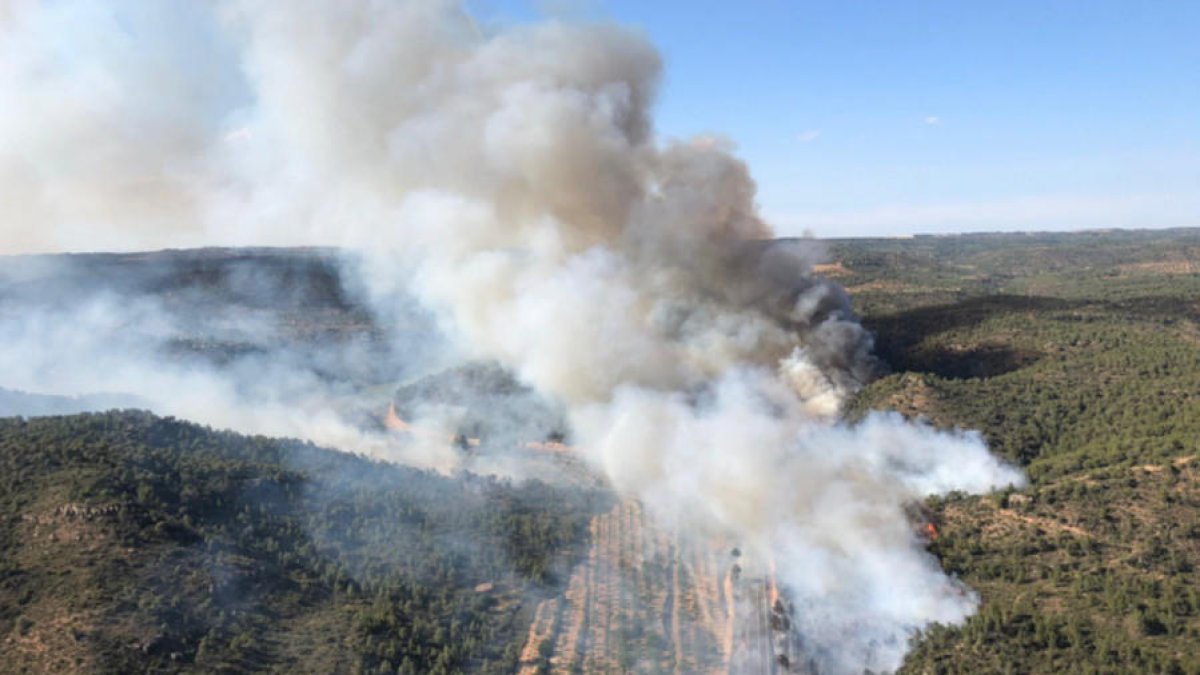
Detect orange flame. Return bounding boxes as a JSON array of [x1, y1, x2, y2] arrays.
[[523, 440, 572, 453], [386, 404, 571, 453], [925, 522, 939, 541], [384, 403, 411, 432], [385, 403, 481, 446], [767, 555, 779, 608]]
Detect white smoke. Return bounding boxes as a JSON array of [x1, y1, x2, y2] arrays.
[[0, 286, 400, 458], [0, 1, 1024, 671]]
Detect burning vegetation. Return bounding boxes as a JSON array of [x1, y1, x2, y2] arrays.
[[0, 1, 1029, 673]]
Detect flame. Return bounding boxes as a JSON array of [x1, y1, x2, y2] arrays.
[[767, 554, 779, 608], [925, 522, 939, 542], [385, 403, 481, 447], [386, 404, 569, 453], [723, 565, 736, 668], [384, 403, 411, 432], [523, 440, 572, 453]]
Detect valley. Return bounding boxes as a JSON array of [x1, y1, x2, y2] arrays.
[[2, 228, 1200, 673]]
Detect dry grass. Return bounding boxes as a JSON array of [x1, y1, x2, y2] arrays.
[[522, 500, 745, 674], [1117, 260, 1197, 275]]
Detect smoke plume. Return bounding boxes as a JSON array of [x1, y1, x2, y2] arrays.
[[0, 1, 1024, 672]]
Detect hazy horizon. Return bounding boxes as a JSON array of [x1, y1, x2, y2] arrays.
[[5, 224, 1198, 259], [475, 1, 1199, 238]]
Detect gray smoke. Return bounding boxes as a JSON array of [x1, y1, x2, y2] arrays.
[[0, 1, 1024, 672], [0, 250, 440, 462]]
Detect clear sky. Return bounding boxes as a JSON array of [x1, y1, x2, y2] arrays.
[[472, 0, 1199, 237]]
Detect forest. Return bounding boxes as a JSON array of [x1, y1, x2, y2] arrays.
[[836, 229, 1200, 674], [2, 228, 1199, 673], [0, 411, 604, 673]]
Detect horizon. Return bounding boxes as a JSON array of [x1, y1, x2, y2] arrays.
[[2, 1, 1196, 249], [474, 1, 1199, 238], [5, 223, 1200, 259]]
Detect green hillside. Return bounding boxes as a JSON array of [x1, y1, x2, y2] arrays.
[[2, 229, 1199, 673], [0, 411, 602, 674], [834, 230, 1200, 674]]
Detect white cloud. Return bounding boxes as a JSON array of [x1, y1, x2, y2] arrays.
[[923, 115, 941, 125], [796, 129, 821, 143]]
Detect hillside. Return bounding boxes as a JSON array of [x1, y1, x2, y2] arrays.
[[835, 229, 1200, 674], [1, 229, 1199, 673], [0, 248, 440, 396], [0, 411, 604, 674]]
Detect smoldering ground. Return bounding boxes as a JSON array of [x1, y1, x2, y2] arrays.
[[1, 1, 1025, 672]]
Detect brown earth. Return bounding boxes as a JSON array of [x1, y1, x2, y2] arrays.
[[518, 500, 799, 674]]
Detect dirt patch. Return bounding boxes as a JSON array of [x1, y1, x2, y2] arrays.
[[1117, 260, 1197, 276], [21, 502, 123, 541], [995, 508, 1092, 539], [845, 280, 917, 294], [947, 501, 1092, 542], [3, 608, 101, 674], [812, 262, 850, 278], [1177, 321, 1200, 346]]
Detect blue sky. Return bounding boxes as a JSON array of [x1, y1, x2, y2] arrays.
[[472, 1, 1199, 237]]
